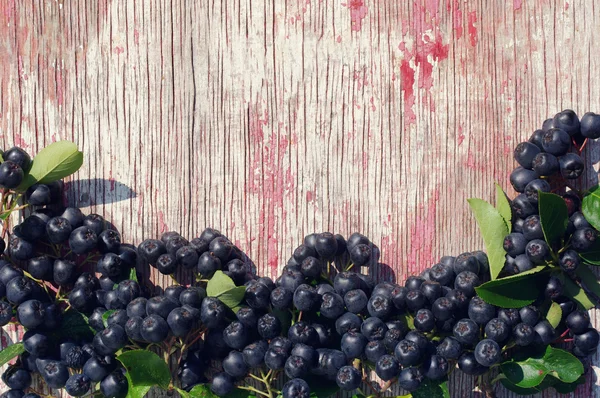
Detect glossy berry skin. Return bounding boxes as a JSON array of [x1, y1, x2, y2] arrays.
[[572, 227, 598, 251], [167, 307, 195, 337], [542, 128, 571, 155], [553, 109, 580, 136], [98, 229, 121, 254], [581, 112, 600, 138], [453, 318, 479, 345], [474, 339, 501, 366], [525, 239, 550, 265], [147, 296, 178, 319], [524, 179, 551, 204], [336, 365, 361, 391], [284, 356, 310, 379], [361, 317, 388, 341], [315, 232, 338, 260], [468, 296, 496, 325], [414, 309, 435, 332], [335, 312, 362, 335], [320, 292, 345, 319], [137, 239, 166, 265], [69, 226, 98, 254], [503, 233, 528, 257], [558, 250, 580, 274], [300, 256, 322, 279], [515, 254, 534, 273], [523, 215, 544, 240], [349, 243, 371, 266], [223, 351, 249, 379], [156, 253, 177, 275], [254, 313, 279, 339], [65, 373, 91, 397], [201, 297, 227, 329], [3, 147, 31, 170], [532, 153, 559, 176], [484, 318, 510, 343], [513, 323, 535, 346], [453, 253, 480, 275], [65, 346, 91, 369], [405, 290, 426, 311], [141, 314, 169, 343], [211, 372, 234, 397], [0, 161, 23, 188], [0, 301, 13, 326], [100, 371, 128, 398], [458, 352, 488, 376], [560, 153, 585, 179], [245, 282, 271, 310], [288, 322, 319, 346], [341, 331, 368, 359], [364, 340, 386, 363], [367, 294, 392, 319], [397, 367, 424, 392], [376, 354, 400, 381], [545, 276, 563, 300], [437, 337, 463, 360], [293, 284, 320, 312], [270, 337, 293, 353], [424, 355, 449, 380], [82, 357, 114, 382], [454, 271, 480, 297], [46, 217, 72, 244], [429, 262, 455, 286], [37, 359, 69, 388], [2, 366, 31, 390], [334, 272, 362, 296], [394, 339, 422, 366], [511, 193, 538, 219], [574, 328, 600, 352], [514, 142, 540, 169], [243, 341, 268, 367], [566, 310, 591, 334], [519, 305, 540, 326], [27, 256, 53, 281], [282, 378, 310, 398], [180, 287, 206, 309], [8, 236, 34, 261], [344, 289, 368, 314], [534, 320, 556, 345], [23, 331, 48, 357], [264, 347, 288, 370], [510, 167, 539, 192]]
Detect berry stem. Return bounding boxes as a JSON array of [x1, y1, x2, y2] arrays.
[[238, 386, 270, 397]]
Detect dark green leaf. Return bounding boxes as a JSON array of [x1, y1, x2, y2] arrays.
[[351, 395, 368, 398], [501, 346, 584, 388], [117, 350, 170, 397], [411, 379, 450, 398], [18, 141, 83, 191], [579, 239, 600, 265], [582, 185, 600, 231], [575, 264, 600, 306], [273, 308, 292, 336], [304, 376, 339, 398], [207, 271, 236, 296], [217, 286, 246, 309], [500, 377, 554, 395], [58, 309, 95, 340], [561, 274, 595, 310], [546, 302, 562, 328], [102, 309, 116, 328], [475, 266, 548, 308], [468, 198, 509, 280], [495, 183, 512, 229], [0, 343, 25, 368], [538, 192, 569, 247], [185, 385, 253, 398], [552, 375, 585, 394]]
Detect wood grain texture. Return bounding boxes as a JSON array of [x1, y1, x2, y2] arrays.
[[1, 0, 600, 396]]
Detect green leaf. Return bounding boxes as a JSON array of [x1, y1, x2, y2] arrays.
[[538, 192, 569, 247], [117, 350, 170, 397], [495, 183, 512, 229], [561, 274, 595, 310], [579, 239, 600, 265], [500, 377, 554, 395], [501, 346, 584, 388], [206, 271, 246, 309], [552, 375, 585, 394], [58, 309, 95, 340], [0, 343, 25, 368], [273, 308, 292, 336], [102, 309, 116, 328], [18, 141, 83, 191], [304, 376, 339, 398], [411, 379, 450, 398], [475, 266, 548, 308], [575, 264, 600, 305], [546, 302, 562, 328], [129, 267, 138, 282], [399, 312, 415, 330], [217, 286, 246, 309], [468, 198, 509, 280], [186, 385, 217, 397], [582, 185, 600, 231]]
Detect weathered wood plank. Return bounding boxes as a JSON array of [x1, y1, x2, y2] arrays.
[[1, 0, 599, 396]]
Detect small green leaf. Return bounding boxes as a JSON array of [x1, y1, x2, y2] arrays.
[[501, 346, 584, 388], [546, 302, 562, 328], [495, 183, 512, 229], [0, 343, 25, 368], [468, 198, 509, 280], [411, 379, 450, 398], [538, 192, 569, 247], [207, 271, 237, 296], [561, 274, 595, 310], [129, 267, 138, 282], [217, 286, 246, 309], [552, 375, 585, 394], [117, 350, 170, 398], [58, 309, 95, 340], [575, 264, 600, 305], [579, 239, 600, 265], [475, 266, 548, 308], [186, 384, 217, 397], [582, 185, 600, 231], [102, 309, 116, 328], [400, 312, 415, 330], [18, 141, 83, 191]]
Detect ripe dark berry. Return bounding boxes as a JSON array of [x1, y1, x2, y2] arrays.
[[257, 313, 281, 339], [446, 288, 469, 312], [361, 317, 388, 341], [437, 336, 463, 360], [336, 365, 361, 391], [242, 341, 268, 367], [367, 294, 392, 319], [25, 183, 52, 206], [82, 356, 114, 382], [2, 366, 31, 390], [397, 367, 424, 392], [270, 287, 293, 309], [8, 236, 34, 261], [69, 226, 98, 254], [210, 372, 234, 397], [513, 323, 535, 346], [320, 292, 345, 319], [284, 355, 310, 379], [405, 276, 425, 291], [458, 352, 487, 376], [519, 305, 540, 326], [300, 256, 322, 279], [394, 339, 422, 366], [341, 331, 368, 359], [245, 281, 271, 309], [454, 253, 480, 275], [65, 373, 91, 397], [335, 312, 362, 335], [553, 109, 580, 136], [545, 276, 563, 300], [534, 320, 556, 345], [197, 252, 221, 277], [405, 289, 426, 312], [364, 340, 386, 363], [454, 271, 480, 297], [264, 347, 288, 370], [559, 249, 580, 273], [100, 371, 128, 398], [0, 301, 13, 326], [141, 314, 169, 343], [574, 328, 600, 352], [430, 262, 455, 286], [344, 289, 368, 314], [98, 229, 121, 254], [532, 152, 559, 176], [201, 297, 227, 329], [349, 243, 371, 266], [282, 378, 310, 398], [474, 339, 501, 366], [514, 141, 540, 169], [424, 355, 449, 380], [515, 254, 534, 272], [542, 128, 571, 155], [484, 318, 510, 343], [525, 239, 550, 264], [580, 112, 600, 138], [37, 359, 69, 388], [376, 354, 400, 381], [510, 167, 539, 192], [566, 310, 591, 334], [530, 128, 546, 147], [46, 217, 72, 244], [524, 179, 551, 204], [293, 284, 320, 312], [522, 215, 544, 240], [137, 239, 166, 265], [288, 321, 319, 346], [511, 193, 538, 219], [453, 318, 479, 345], [222, 351, 249, 379], [180, 287, 206, 309], [572, 227, 598, 251], [559, 153, 585, 179], [414, 309, 435, 332], [293, 244, 317, 263], [419, 280, 442, 304], [315, 232, 338, 260], [0, 160, 23, 188], [468, 296, 496, 325]]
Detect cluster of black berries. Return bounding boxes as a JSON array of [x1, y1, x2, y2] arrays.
[[507, 110, 600, 275]]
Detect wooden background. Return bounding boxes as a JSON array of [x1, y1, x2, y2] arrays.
[[1, 0, 600, 396]]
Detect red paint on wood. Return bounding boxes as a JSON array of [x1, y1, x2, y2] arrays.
[[406, 188, 440, 272], [342, 0, 368, 32], [399, 60, 416, 124], [467, 12, 478, 47], [513, 0, 523, 11]]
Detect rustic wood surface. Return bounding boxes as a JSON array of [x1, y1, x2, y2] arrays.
[[1, 0, 600, 396]]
